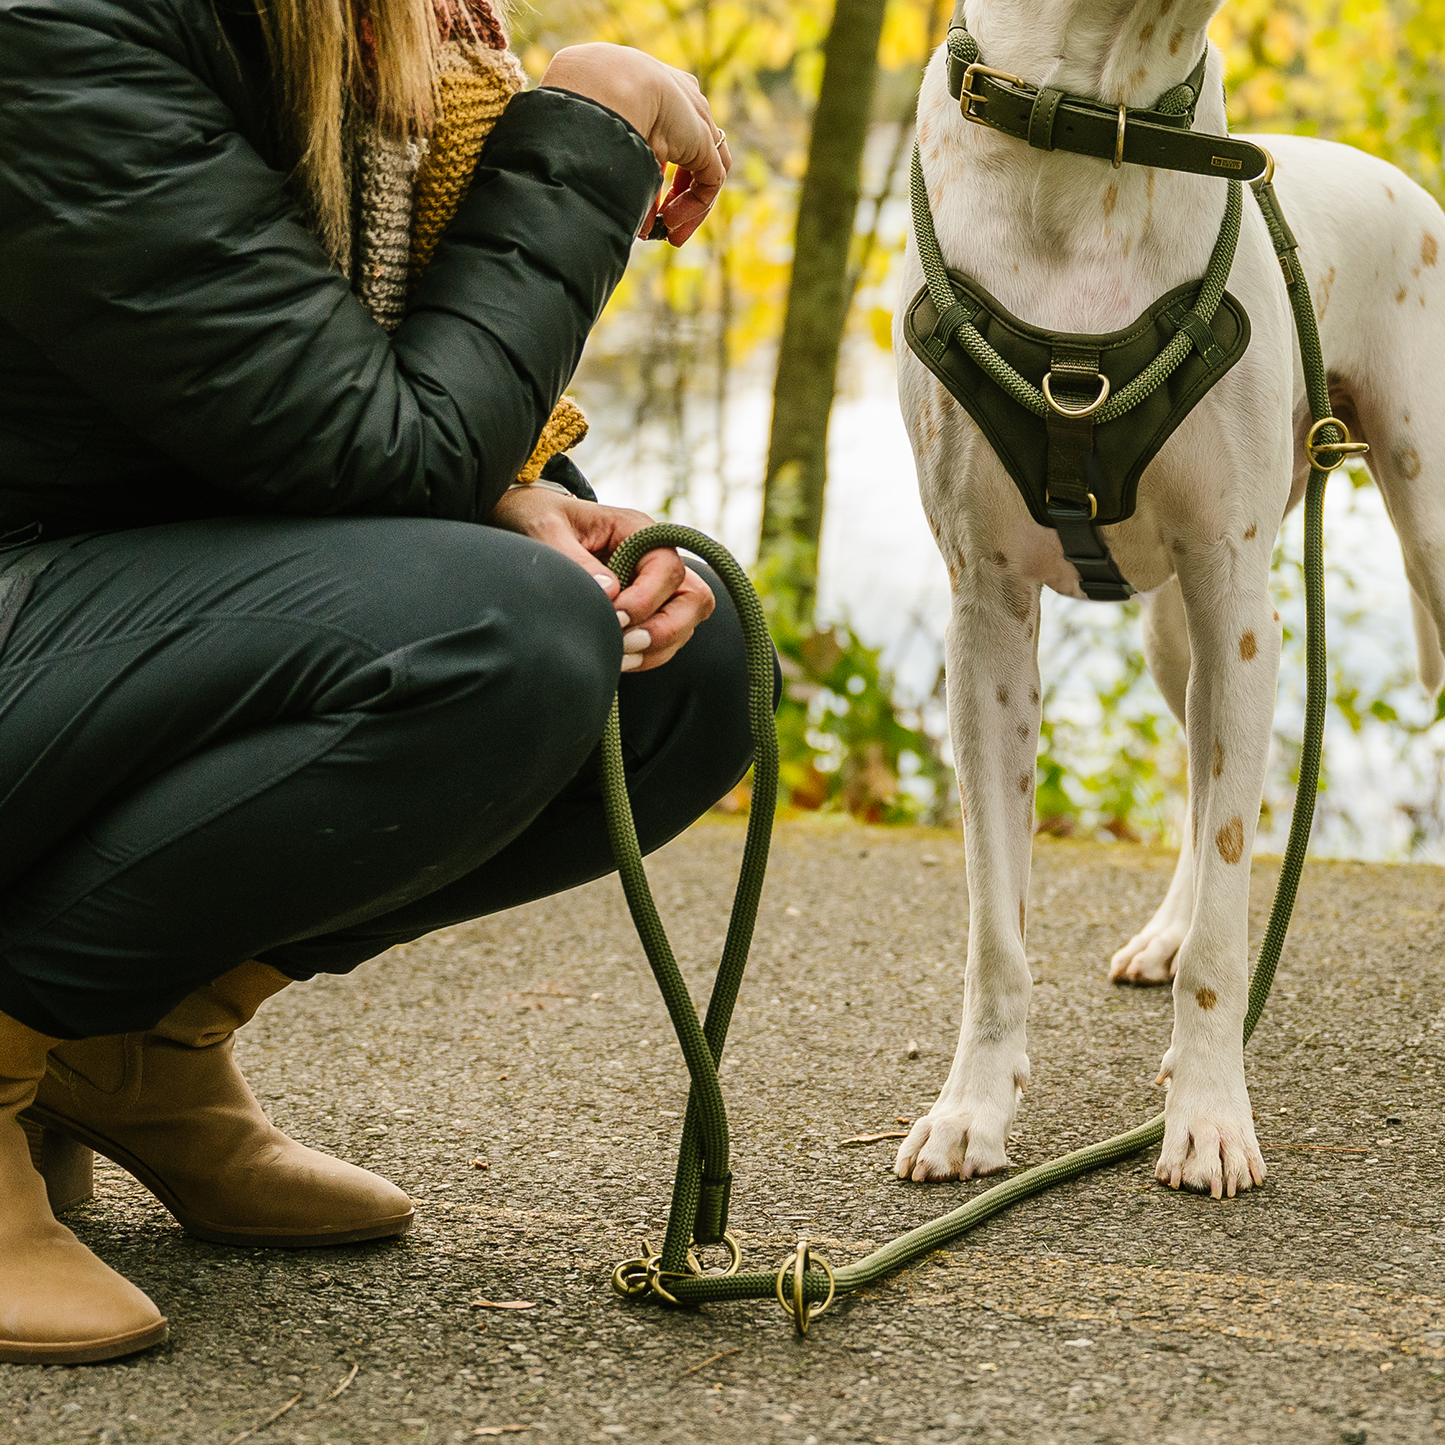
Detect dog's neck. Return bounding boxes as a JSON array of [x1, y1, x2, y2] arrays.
[[962, 0, 1219, 112], [915, 0, 1231, 324]]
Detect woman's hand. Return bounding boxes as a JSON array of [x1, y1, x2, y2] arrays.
[[540, 44, 730, 246], [490, 486, 716, 672]]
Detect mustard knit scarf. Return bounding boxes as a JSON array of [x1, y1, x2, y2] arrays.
[[343, 17, 588, 485]]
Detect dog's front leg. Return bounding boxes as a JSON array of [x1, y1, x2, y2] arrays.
[[1155, 540, 1274, 1198], [896, 567, 1039, 1181], [1112, 577, 1194, 984]]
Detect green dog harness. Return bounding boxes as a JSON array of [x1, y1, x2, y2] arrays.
[[904, 6, 1277, 600]]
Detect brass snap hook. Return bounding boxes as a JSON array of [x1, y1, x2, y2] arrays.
[[1042, 371, 1110, 419], [611, 1239, 658, 1300], [1305, 416, 1370, 471], [775, 1238, 836, 1336]]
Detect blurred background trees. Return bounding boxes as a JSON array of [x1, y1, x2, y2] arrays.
[[512, 0, 1445, 851]]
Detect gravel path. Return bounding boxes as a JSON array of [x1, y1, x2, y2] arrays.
[[4, 817, 1442, 1444]]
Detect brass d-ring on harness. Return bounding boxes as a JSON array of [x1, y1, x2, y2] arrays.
[[1041, 370, 1110, 418], [596, 0, 1345, 1339]]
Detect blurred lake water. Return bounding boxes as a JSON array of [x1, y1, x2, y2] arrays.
[[574, 347, 1444, 863]]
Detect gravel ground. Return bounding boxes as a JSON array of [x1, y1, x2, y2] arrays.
[[3, 816, 1442, 1445]]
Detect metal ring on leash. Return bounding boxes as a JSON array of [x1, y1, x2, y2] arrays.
[[613, 1231, 743, 1303], [611, 1252, 654, 1300], [1305, 416, 1370, 471], [774, 1240, 836, 1336], [690, 1232, 743, 1279]]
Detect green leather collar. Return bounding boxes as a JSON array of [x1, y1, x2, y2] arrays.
[[942, 4, 1269, 182]]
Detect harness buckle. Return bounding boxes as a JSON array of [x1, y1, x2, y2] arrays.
[[1042, 370, 1111, 419], [1046, 490, 1099, 521], [960, 63, 1026, 123]]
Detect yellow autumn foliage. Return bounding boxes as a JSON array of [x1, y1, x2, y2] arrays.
[[511, 0, 1445, 460]]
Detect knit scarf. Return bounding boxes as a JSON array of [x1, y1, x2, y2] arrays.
[[344, 1, 587, 484]]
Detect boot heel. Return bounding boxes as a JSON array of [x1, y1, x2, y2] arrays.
[[19, 1115, 94, 1214]]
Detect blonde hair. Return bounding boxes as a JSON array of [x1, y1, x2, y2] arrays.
[[256, 0, 447, 263]]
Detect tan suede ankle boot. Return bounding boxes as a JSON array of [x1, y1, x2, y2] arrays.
[[25, 962, 413, 1248], [0, 1011, 167, 1364]]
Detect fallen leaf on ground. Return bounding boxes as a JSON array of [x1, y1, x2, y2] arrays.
[[469, 1299, 535, 1310], [472, 1428, 530, 1436], [471, 1158, 490, 1168], [837, 1131, 909, 1146], [895, 1116, 912, 1125]]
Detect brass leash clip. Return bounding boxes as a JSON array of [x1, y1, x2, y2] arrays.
[[611, 1232, 743, 1304]]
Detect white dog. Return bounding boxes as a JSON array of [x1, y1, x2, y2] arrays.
[[893, 0, 1445, 1197]]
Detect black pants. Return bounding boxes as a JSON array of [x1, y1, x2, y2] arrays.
[[0, 517, 759, 1039]]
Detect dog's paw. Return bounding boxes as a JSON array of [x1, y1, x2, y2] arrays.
[[1154, 1057, 1266, 1199], [1109, 904, 1189, 985], [893, 1048, 1028, 1182]]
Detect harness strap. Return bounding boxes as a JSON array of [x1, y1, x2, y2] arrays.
[[1042, 348, 1136, 602]]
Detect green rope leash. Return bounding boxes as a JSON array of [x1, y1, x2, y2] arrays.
[[601, 171, 1353, 1334]]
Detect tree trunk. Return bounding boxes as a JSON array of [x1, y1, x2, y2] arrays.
[[756, 0, 888, 630]]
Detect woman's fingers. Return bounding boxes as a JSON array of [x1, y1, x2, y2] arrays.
[[620, 567, 716, 672], [651, 66, 729, 245], [487, 487, 717, 670], [613, 546, 687, 629]]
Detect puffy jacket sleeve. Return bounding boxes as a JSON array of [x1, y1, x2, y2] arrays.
[[0, 0, 660, 522]]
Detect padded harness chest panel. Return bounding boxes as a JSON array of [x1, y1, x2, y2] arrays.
[[903, 273, 1251, 528]]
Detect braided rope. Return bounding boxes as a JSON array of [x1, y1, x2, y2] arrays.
[[605, 171, 1337, 1327]]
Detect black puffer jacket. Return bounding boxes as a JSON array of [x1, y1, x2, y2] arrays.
[[0, 0, 660, 539]]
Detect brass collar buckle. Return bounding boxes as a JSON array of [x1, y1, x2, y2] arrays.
[[960, 63, 1027, 123]]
